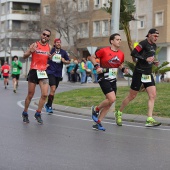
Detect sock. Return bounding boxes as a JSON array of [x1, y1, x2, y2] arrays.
[[97, 120, 101, 124], [95, 106, 100, 112], [47, 95, 54, 107], [36, 110, 41, 115], [23, 111, 28, 115]]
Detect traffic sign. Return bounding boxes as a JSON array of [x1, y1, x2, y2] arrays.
[[87, 46, 97, 55]]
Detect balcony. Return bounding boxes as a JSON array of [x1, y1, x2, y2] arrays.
[[12, 10, 40, 15]]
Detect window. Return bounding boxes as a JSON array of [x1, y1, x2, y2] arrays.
[[94, 0, 100, 8], [102, 0, 109, 7], [93, 21, 100, 36], [102, 20, 109, 36], [155, 11, 163, 26], [43, 5, 50, 15], [1, 22, 5, 32], [13, 21, 21, 30], [78, 22, 89, 38], [78, 0, 89, 11], [138, 16, 145, 29], [1, 4, 5, 15]]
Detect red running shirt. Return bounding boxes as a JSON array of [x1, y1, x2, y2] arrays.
[[95, 47, 124, 68], [1, 65, 10, 76], [30, 41, 50, 71]]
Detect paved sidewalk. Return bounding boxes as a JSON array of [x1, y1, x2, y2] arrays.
[[35, 80, 170, 126]]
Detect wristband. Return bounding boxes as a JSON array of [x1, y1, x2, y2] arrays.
[[121, 67, 125, 73], [94, 64, 100, 70]]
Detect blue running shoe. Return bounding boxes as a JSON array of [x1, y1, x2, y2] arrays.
[[92, 123, 105, 131], [91, 106, 99, 123], [22, 111, 29, 123], [34, 112, 43, 124], [45, 104, 53, 114]]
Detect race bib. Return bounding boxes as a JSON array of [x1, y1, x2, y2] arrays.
[[36, 70, 48, 79], [13, 68, 17, 72], [52, 54, 61, 63], [108, 68, 117, 79], [141, 74, 151, 83], [4, 69, 9, 73]]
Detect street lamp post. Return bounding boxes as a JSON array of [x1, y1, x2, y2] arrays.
[[111, 0, 120, 34]]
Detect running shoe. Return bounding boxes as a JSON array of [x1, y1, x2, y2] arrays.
[[92, 123, 105, 131], [45, 104, 53, 114], [91, 106, 99, 122], [22, 112, 29, 123], [115, 110, 122, 126], [145, 117, 161, 127], [13, 89, 16, 93], [34, 113, 43, 124]]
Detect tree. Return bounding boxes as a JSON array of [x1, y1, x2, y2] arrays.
[[102, 0, 136, 56], [41, 0, 79, 56]]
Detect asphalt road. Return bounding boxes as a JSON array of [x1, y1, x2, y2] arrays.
[[0, 80, 170, 170]]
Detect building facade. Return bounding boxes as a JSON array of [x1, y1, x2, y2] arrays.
[[0, 0, 41, 77]]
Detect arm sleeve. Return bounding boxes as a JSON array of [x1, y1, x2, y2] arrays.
[[131, 42, 145, 60]]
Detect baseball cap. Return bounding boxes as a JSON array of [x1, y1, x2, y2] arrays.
[[54, 38, 61, 43], [146, 28, 159, 37]]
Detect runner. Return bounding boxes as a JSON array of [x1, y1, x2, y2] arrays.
[[45, 38, 70, 114], [22, 29, 51, 124], [11, 55, 22, 93], [89, 33, 128, 131], [1, 61, 10, 89], [115, 28, 161, 127]]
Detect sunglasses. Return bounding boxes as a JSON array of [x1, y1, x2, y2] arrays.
[[42, 33, 50, 37], [152, 35, 159, 38]]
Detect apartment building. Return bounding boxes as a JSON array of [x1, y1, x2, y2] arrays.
[[0, 0, 41, 77], [76, 0, 170, 78]]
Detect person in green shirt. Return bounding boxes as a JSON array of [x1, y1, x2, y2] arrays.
[[11, 55, 22, 93]]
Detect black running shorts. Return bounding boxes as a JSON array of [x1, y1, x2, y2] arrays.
[[27, 69, 48, 84], [130, 70, 155, 91], [12, 74, 20, 80], [48, 74, 61, 87], [98, 78, 117, 95]]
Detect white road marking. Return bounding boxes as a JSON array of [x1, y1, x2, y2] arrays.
[[17, 98, 170, 131]]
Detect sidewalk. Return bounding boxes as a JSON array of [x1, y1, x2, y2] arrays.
[[36, 80, 170, 126]]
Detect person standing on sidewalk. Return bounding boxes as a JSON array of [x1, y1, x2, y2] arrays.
[[89, 33, 128, 131], [45, 38, 70, 114], [22, 29, 51, 124], [1, 61, 10, 89], [115, 28, 161, 127], [11, 55, 22, 93]]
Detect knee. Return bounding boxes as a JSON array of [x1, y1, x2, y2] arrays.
[[109, 98, 116, 105], [128, 93, 137, 101], [149, 93, 156, 100], [41, 94, 48, 100]]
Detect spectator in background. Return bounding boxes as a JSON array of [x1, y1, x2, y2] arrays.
[[79, 57, 87, 84], [86, 57, 93, 83], [1, 61, 10, 89], [11, 55, 22, 93], [71, 60, 79, 82], [67, 59, 75, 82], [93, 58, 100, 83]]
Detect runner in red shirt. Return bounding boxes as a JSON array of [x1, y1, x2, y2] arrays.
[[88, 33, 128, 131], [22, 29, 52, 124], [1, 61, 10, 89]]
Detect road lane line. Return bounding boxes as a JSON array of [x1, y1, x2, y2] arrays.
[[17, 99, 170, 131]]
